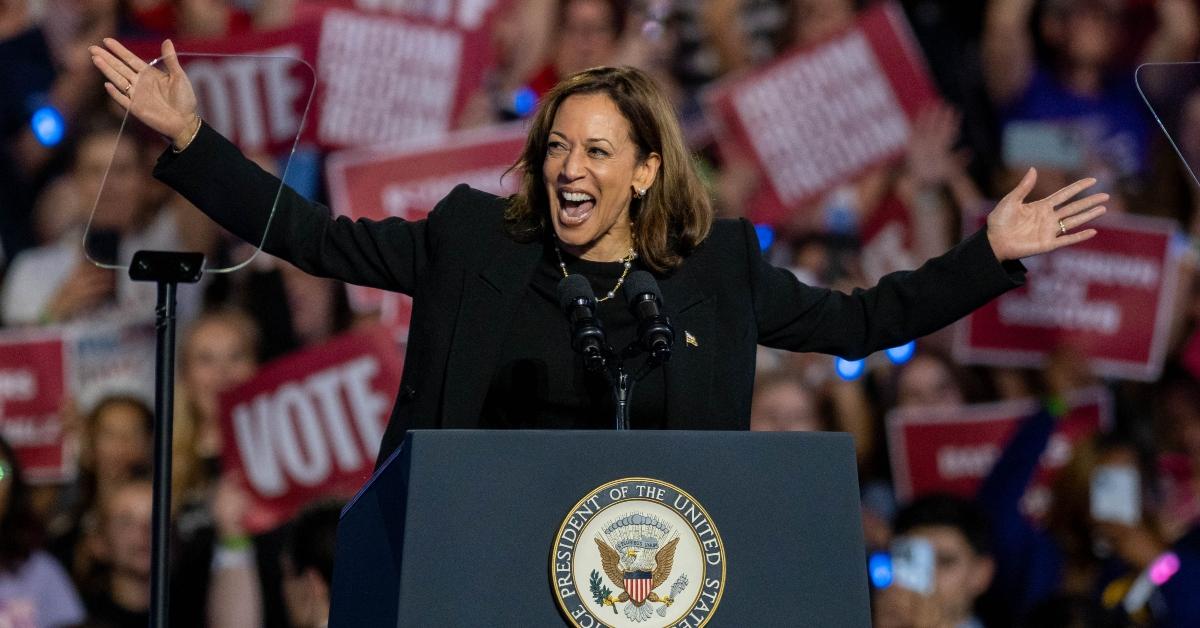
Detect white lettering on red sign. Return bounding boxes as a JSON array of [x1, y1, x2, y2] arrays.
[[232, 356, 387, 497], [994, 249, 1160, 333], [186, 45, 305, 152], [0, 415, 61, 447], [353, 0, 496, 30], [318, 11, 463, 146], [732, 31, 908, 206], [0, 370, 36, 401], [936, 443, 999, 480], [381, 165, 511, 218]]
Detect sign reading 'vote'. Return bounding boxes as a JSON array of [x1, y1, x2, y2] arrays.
[[220, 327, 402, 533]]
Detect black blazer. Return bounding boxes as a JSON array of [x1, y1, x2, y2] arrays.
[[157, 123, 1025, 463]]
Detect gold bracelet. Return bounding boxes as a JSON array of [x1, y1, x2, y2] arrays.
[[172, 114, 202, 153]]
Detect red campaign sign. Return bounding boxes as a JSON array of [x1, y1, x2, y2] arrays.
[[702, 1, 939, 226], [953, 213, 1181, 381], [888, 387, 1112, 514], [126, 5, 496, 152], [0, 330, 71, 483], [326, 124, 526, 338], [860, 194, 917, 285], [220, 327, 402, 533], [323, 0, 507, 31], [127, 21, 321, 154]]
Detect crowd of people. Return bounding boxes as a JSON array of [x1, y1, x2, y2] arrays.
[[2, 0, 1200, 626]]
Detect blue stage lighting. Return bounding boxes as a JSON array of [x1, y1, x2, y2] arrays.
[[869, 552, 893, 588], [512, 87, 537, 117], [31, 106, 65, 147], [754, 224, 774, 252], [885, 341, 916, 365], [835, 356, 865, 381]]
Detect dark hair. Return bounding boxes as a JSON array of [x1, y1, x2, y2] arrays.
[[0, 435, 43, 572], [82, 394, 153, 480], [893, 493, 992, 556], [283, 500, 343, 586], [69, 395, 153, 527], [505, 66, 713, 274], [87, 395, 154, 443]]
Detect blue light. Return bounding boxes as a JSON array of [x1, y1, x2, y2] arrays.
[[512, 86, 537, 117], [31, 106, 65, 147], [885, 341, 916, 365], [835, 356, 865, 381], [754, 224, 774, 252], [869, 552, 893, 588]]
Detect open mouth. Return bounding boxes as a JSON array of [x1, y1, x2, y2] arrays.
[[558, 190, 595, 226]]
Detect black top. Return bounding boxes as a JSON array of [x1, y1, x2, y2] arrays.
[[480, 243, 666, 429], [154, 122, 1026, 464], [83, 592, 149, 628]]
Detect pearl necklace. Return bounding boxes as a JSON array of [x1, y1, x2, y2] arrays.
[[554, 243, 638, 302]]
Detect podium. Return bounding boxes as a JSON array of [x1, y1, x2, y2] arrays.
[[329, 430, 870, 627]]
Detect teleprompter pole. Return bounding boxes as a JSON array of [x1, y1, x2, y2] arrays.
[[129, 251, 205, 628]]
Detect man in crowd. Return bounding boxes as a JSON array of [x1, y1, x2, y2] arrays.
[[874, 494, 995, 628]]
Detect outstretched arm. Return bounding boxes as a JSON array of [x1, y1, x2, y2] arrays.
[[89, 38, 433, 293], [754, 171, 1105, 356]]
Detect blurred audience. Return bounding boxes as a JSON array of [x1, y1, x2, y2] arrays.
[[1, 1, 1199, 626], [750, 369, 828, 432], [81, 474, 152, 627], [173, 307, 259, 504], [280, 501, 341, 628], [874, 494, 995, 628], [48, 395, 153, 599], [0, 435, 86, 628]]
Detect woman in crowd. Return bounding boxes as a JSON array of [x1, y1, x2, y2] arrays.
[[173, 306, 259, 503], [0, 435, 86, 627], [91, 37, 1106, 465], [48, 394, 152, 593]]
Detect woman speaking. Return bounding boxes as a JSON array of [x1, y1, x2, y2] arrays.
[[89, 39, 1106, 463]]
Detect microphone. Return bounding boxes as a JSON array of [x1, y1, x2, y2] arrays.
[[622, 271, 673, 362], [556, 275, 607, 371]]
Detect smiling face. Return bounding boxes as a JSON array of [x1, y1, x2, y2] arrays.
[[543, 93, 660, 261]]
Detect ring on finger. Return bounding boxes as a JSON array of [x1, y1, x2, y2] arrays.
[[122, 81, 132, 95], [1058, 219, 1067, 235]]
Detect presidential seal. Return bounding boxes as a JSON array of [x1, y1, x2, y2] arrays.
[[551, 478, 726, 628]]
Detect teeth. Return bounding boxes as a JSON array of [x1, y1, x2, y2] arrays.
[[562, 191, 594, 202]]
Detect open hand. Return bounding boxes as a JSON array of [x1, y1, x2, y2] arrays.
[[89, 38, 198, 146], [986, 168, 1107, 262]]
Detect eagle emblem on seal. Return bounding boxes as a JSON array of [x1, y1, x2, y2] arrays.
[[591, 513, 688, 623]]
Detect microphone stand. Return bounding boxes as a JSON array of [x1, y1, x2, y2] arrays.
[[600, 344, 665, 431], [611, 369, 634, 431], [129, 250, 205, 628]]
